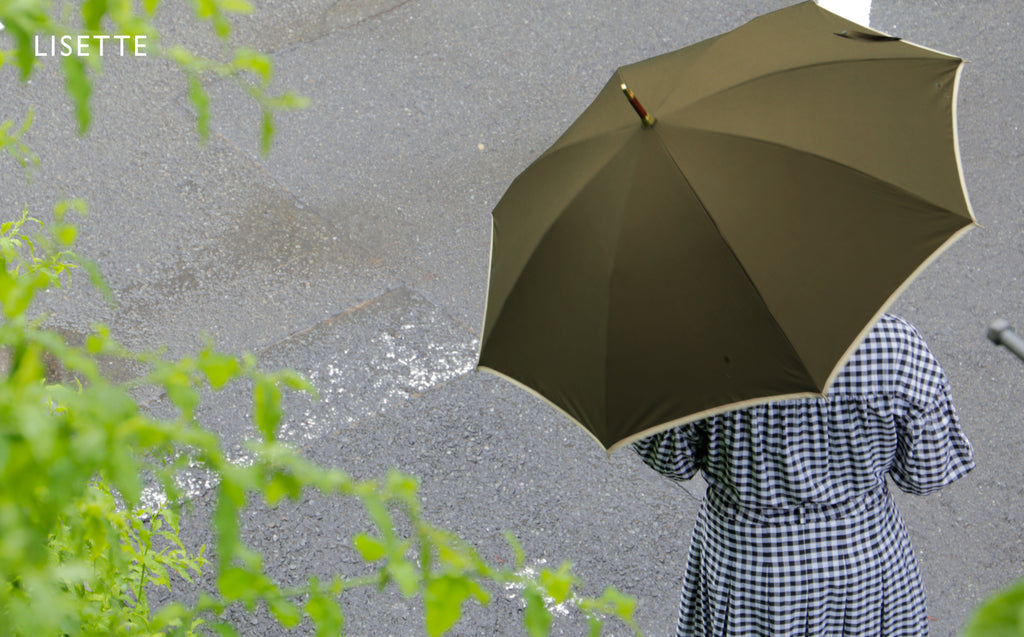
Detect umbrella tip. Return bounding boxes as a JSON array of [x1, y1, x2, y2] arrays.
[[621, 83, 656, 128]]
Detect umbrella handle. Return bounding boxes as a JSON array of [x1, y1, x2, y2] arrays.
[[987, 319, 1024, 364], [621, 84, 656, 128]]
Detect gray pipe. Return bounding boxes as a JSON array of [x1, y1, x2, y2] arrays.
[[987, 319, 1024, 363]]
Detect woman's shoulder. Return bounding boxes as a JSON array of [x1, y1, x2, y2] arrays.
[[861, 313, 922, 349], [830, 313, 945, 400]]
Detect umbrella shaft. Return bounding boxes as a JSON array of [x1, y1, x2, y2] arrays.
[[620, 84, 656, 127]]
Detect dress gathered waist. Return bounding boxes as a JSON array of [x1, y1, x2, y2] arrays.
[[705, 481, 891, 527]]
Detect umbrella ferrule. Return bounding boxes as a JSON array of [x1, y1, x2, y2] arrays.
[[621, 83, 656, 128]]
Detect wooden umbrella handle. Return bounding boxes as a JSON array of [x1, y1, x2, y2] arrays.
[[621, 84, 656, 127]]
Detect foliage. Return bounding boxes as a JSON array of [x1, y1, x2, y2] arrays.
[[0, 0, 308, 153], [0, 110, 39, 177], [961, 578, 1024, 637], [0, 214, 642, 635], [0, 3, 644, 635]]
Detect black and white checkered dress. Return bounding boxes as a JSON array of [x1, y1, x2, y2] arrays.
[[633, 314, 975, 636]]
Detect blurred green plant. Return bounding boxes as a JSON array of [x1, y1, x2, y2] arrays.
[[0, 110, 39, 176], [961, 577, 1024, 637], [0, 0, 308, 153], [0, 3, 642, 634], [0, 214, 641, 635]]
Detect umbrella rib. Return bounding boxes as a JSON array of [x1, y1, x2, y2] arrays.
[[534, 122, 637, 169], [522, 69, 650, 163], [647, 131, 818, 390], [553, 55, 954, 166], [659, 55, 956, 120], [483, 129, 637, 344], [664, 123, 971, 217], [649, 124, 971, 396]]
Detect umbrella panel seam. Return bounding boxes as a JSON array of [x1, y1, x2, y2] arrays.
[[657, 123, 972, 221], [481, 130, 635, 345], [658, 54, 957, 120], [644, 130, 818, 393]]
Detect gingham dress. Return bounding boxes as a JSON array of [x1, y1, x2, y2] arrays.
[[633, 314, 975, 636]]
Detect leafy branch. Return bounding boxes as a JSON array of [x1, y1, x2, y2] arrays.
[[0, 0, 308, 152], [2, 3, 640, 634], [0, 111, 40, 177], [0, 215, 641, 635]]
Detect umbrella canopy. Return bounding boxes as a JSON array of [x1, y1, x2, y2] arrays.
[[477, 0, 976, 451]]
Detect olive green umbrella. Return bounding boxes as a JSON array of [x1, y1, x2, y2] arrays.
[[477, 1, 976, 451]]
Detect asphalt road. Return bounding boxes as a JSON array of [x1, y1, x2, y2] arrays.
[[1, 1, 1022, 635]]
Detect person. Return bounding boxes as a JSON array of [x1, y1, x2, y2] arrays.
[[632, 313, 974, 636]]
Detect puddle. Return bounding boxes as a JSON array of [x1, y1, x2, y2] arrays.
[[140, 286, 479, 506]]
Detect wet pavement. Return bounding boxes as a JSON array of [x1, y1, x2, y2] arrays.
[[2, 0, 1023, 635]]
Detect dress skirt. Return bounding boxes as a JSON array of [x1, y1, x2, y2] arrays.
[[679, 484, 928, 637]]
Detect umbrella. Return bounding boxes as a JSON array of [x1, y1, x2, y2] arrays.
[[477, 0, 976, 451]]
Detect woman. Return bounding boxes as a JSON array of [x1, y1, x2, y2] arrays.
[[633, 314, 974, 636]]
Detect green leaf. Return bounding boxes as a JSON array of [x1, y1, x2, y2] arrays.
[[424, 576, 469, 637], [0, 272, 34, 317], [269, 91, 311, 110], [151, 601, 191, 630], [540, 562, 574, 604], [213, 14, 231, 38], [198, 349, 239, 389], [274, 368, 316, 397], [10, 342, 46, 386], [523, 589, 552, 637], [503, 531, 526, 570], [216, 566, 252, 602], [385, 470, 419, 502], [436, 535, 475, 572], [233, 48, 271, 83], [213, 481, 242, 564], [360, 491, 398, 549], [264, 470, 302, 505], [194, 0, 216, 18], [602, 586, 637, 618], [3, 16, 40, 81], [260, 110, 274, 156], [0, 264, 15, 308], [253, 377, 282, 441], [306, 594, 344, 637], [165, 45, 197, 67], [268, 597, 302, 628], [61, 56, 93, 134], [187, 75, 210, 142], [387, 560, 420, 598], [106, 444, 143, 505], [220, 0, 254, 13], [222, 463, 260, 495], [578, 585, 637, 627], [161, 368, 200, 415], [209, 623, 242, 637], [54, 223, 77, 246], [963, 577, 1024, 637], [352, 533, 386, 562], [81, 0, 109, 31]]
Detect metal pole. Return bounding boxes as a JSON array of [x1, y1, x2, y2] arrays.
[[987, 319, 1024, 363]]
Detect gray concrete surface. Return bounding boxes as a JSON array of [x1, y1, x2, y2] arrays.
[[2, 1, 1022, 635]]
